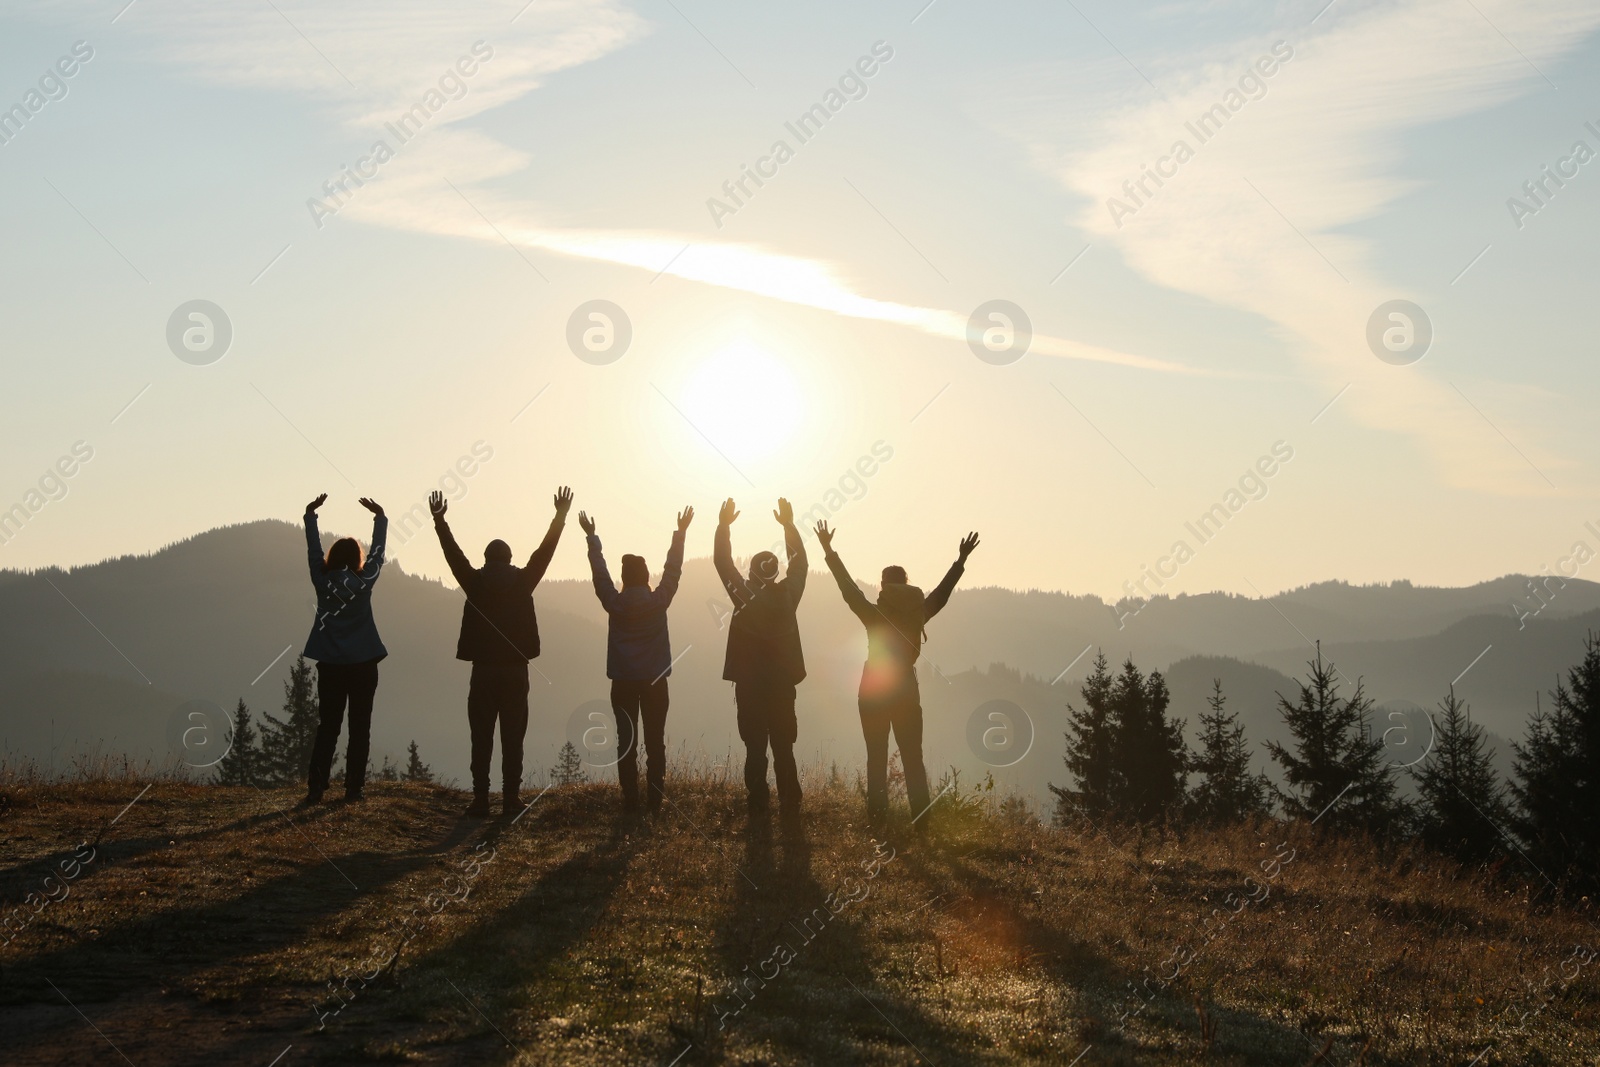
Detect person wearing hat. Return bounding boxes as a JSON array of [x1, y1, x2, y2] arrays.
[[578, 505, 693, 813]]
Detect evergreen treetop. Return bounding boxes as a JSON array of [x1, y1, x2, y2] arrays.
[[1266, 644, 1404, 836]]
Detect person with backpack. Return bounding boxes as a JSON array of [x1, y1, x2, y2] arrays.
[[301, 493, 388, 805], [814, 521, 979, 826], [715, 497, 807, 821], [430, 486, 573, 818], [578, 504, 693, 813]]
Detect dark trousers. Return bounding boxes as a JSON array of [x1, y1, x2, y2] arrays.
[[611, 678, 669, 810], [468, 662, 530, 797], [734, 680, 800, 812], [310, 661, 380, 798], [861, 675, 929, 819]]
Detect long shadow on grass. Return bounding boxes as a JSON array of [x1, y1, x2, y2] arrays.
[[338, 810, 643, 1064], [0, 802, 478, 1012], [15, 797, 630, 1067], [703, 809, 1005, 1065], [0, 797, 345, 894], [898, 825, 1410, 1066]]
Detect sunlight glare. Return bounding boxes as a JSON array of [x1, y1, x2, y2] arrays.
[[678, 340, 806, 465]]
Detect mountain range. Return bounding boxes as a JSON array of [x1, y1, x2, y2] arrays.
[[2, 519, 1592, 804]]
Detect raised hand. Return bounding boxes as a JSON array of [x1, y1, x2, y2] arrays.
[[554, 486, 574, 516], [677, 506, 695, 533], [358, 497, 384, 517], [719, 498, 739, 526], [306, 493, 328, 513], [773, 497, 794, 526], [959, 531, 981, 560], [578, 511, 596, 536], [815, 520, 834, 550], [429, 490, 447, 518]]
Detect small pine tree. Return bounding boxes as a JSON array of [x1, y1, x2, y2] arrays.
[[403, 740, 434, 783], [1051, 653, 1189, 824], [550, 741, 588, 786], [1050, 651, 1116, 822], [1266, 644, 1405, 836], [1513, 632, 1600, 887], [258, 656, 321, 787], [379, 755, 399, 782], [1412, 687, 1512, 863], [214, 699, 261, 786], [1106, 659, 1188, 821], [1186, 680, 1273, 825]]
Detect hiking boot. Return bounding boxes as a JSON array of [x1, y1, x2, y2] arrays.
[[344, 790, 365, 803], [464, 794, 491, 818], [502, 792, 521, 817], [299, 791, 323, 808]]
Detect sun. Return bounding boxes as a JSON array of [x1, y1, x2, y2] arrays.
[[678, 340, 806, 464]]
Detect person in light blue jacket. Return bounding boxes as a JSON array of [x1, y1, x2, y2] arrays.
[[302, 493, 388, 804], [578, 505, 692, 812]]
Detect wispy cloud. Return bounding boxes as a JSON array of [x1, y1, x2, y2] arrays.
[[87, 0, 647, 123], [994, 0, 1600, 493], [339, 146, 1205, 374], [32, 0, 1203, 376]]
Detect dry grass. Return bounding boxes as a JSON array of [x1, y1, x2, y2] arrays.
[[1, 763, 1596, 1065]]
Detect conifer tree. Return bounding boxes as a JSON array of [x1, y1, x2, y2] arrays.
[[1107, 660, 1188, 821], [1050, 651, 1115, 822], [214, 699, 262, 787], [1186, 680, 1273, 825], [1513, 632, 1600, 887], [551, 741, 588, 786], [378, 755, 399, 781], [1051, 653, 1189, 824], [1266, 644, 1404, 836], [403, 740, 434, 783], [258, 656, 320, 787], [1412, 687, 1512, 863]]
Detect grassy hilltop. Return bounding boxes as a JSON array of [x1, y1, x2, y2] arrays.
[[1, 768, 1597, 1066]]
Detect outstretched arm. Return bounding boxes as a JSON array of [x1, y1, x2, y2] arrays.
[[582, 513, 620, 613], [714, 498, 749, 603], [816, 521, 871, 622], [358, 498, 387, 582], [925, 531, 979, 621], [523, 486, 573, 590], [777, 498, 806, 602], [430, 491, 476, 588], [304, 494, 328, 584], [656, 506, 692, 607]]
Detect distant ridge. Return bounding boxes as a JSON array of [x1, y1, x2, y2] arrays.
[[1, 520, 1592, 794]]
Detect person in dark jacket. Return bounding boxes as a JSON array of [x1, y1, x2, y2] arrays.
[[815, 521, 979, 825], [714, 497, 807, 819], [430, 486, 572, 817], [579, 505, 692, 813], [302, 493, 388, 805]]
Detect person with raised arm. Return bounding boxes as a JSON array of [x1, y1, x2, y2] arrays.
[[431, 486, 573, 818], [301, 494, 388, 805], [714, 497, 808, 822], [579, 505, 693, 814], [815, 520, 979, 828]]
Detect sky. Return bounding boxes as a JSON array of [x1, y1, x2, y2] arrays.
[[3, 0, 1600, 602]]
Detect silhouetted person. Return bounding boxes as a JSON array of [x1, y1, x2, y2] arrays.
[[431, 486, 573, 818], [815, 521, 979, 826], [715, 497, 807, 821], [301, 494, 387, 805], [579, 505, 692, 813]]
